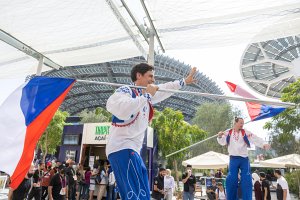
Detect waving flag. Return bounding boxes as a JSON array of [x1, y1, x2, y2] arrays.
[[225, 81, 285, 121], [0, 76, 75, 189]]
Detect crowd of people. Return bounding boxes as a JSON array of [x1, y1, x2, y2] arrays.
[[7, 159, 118, 200], [253, 169, 291, 200]]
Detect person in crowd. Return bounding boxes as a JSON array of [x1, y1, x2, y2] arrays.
[[274, 169, 291, 200], [76, 163, 85, 200], [83, 166, 92, 200], [214, 169, 223, 178], [164, 169, 175, 200], [252, 172, 262, 200], [106, 63, 197, 200], [89, 165, 98, 200], [41, 162, 53, 200], [108, 170, 116, 200], [97, 164, 109, 200], [215, 182, 226, 200], [51, 161, 62, 174], [65, 160, 76, 200], [152, 168, 166, 200], [206, 178, 217, 200], [28, 162, 45, 200], [182, 165, 196, 200], [48, 165, 69, 200], [8, 165, 34, 200], [217, 117, 270, 200], [260, 172, 271, 200]]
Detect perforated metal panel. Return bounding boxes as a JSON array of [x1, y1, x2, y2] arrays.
[[240, 35, 300, 99]]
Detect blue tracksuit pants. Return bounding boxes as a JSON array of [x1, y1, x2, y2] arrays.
[[226, 156, 252, 200], [108, 149, 150, 200]]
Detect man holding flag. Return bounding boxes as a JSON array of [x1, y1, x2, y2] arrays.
[[217, 117, 270, 200], [106, 63, 197, 200]]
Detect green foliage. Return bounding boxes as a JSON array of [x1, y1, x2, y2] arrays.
[[191, 102, 242, 155], [285, 170, 300, 198], [38, 110, 69, 162], [263, 79, 300, 155], [79, 107, 112, 123], [151, 107, 207, 161], [151, 107, 207, 187]]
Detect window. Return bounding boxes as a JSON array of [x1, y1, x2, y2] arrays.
[[63, 135, 79, 145]]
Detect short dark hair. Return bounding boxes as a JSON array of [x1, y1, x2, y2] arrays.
[[259, 172, 266, 178], [274, 169, 281, 175], [187, 164, 192, 168], [131, 63, 154, 82]]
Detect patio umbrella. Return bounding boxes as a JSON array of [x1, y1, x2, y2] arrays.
[[182, 151, 229, 169]]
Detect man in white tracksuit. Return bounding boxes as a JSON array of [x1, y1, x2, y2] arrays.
[[106, 63, 196, 200]]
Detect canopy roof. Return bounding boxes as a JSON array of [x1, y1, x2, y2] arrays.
[[1, 0, 300, 78], [182, 151, 229, 169], [240, 35, 300, 99], [260, 154, 300, 168], [43, 55, 223, 121]]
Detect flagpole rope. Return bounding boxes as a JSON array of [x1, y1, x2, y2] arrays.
[[76, 79, 296, 107]]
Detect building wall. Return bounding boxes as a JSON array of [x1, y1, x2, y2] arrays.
[[58, 124, 83, 163]]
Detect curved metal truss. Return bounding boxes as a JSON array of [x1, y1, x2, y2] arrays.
[[240, 35, 300, 99], [43, 55, 223, 121]]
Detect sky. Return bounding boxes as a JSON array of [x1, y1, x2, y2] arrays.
[[0, 44, 274, 141], [165, 44, 272, 141]]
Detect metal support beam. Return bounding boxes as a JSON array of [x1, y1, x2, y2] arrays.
[[0, 29, 62, 70], [106, 0, 147, 58], [36, 56, 44, 75], [148, 30, 155, 65], [120, 0, 149, 44], [140, 0, 165, 53]]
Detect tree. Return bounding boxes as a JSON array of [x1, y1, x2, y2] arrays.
[[38, 110, 69, 163], [191, 102, 242, 155], [151, 108, 207, 186], [79, 107, 112, 123], [268, 132, 300, 156], [264, 79, 300, 155]]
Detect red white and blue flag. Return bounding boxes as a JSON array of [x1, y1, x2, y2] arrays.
[[0, 76, 75, 189], [225, 81, 285, 121]]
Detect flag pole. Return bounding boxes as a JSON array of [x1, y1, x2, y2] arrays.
[[76, 79, 295, 107], [165, 120, 253, 158]]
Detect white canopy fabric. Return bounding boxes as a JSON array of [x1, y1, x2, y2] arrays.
[[182, 151, 229, 169], [260, 154, 300, 168], [0, 0, 147, 78], [146, 0, 300, 49], [1, 0, 300, 78]]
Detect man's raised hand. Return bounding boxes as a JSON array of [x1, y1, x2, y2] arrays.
[[185, 67, 197, 85]]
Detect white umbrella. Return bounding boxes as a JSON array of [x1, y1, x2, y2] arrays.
[[182, 151, 229, 169], [260, 154, 300, 168]]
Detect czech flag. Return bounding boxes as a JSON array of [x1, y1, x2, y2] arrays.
[[225, 81, 285, 121], [0, 76, 75, 189]]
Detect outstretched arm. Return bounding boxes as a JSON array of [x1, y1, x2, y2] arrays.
[[246, 130, 270, 149], [151, 67, 197, 104]]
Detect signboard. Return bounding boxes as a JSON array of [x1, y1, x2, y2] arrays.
[[89, 156, 95, 169], [82, 123, 111, 144]]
